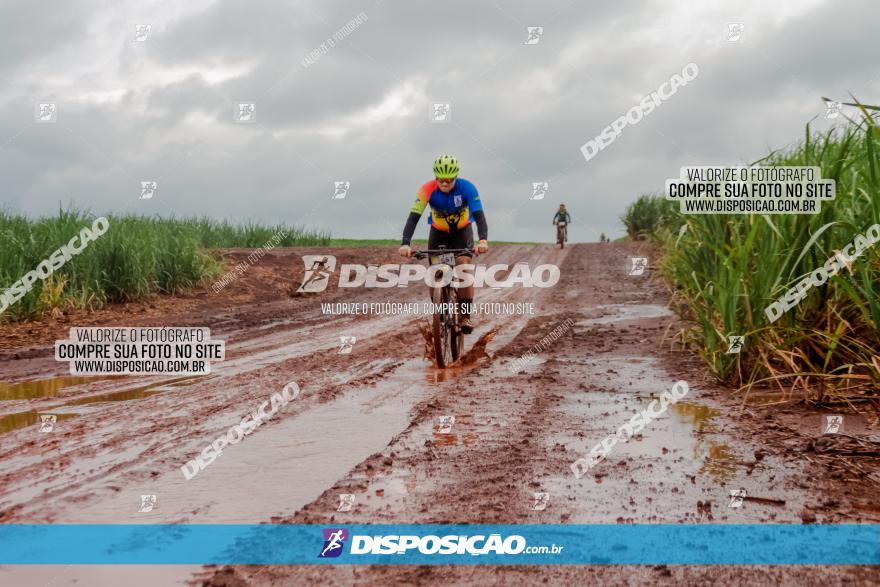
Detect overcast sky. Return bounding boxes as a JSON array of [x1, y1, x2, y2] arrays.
[[1, 0, 877, 242]]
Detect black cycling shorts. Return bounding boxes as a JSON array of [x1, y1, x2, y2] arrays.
[[427, 225, 474, 257]]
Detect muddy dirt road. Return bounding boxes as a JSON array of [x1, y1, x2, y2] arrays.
[[0, 243, 877, 586]]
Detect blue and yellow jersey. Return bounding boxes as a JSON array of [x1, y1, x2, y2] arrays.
[[410, 178, 483, 233]]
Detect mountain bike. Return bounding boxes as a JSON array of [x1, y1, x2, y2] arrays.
[[556, 221, 567, 249], [412, 247, 473, 368]]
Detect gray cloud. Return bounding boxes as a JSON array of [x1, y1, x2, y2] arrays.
[[1, 0, 878, 242]]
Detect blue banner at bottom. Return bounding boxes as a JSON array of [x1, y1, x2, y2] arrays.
[[0, 524, 877, 565]]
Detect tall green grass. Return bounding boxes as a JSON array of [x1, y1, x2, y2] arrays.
[[621, 194, 679, 240], [0, 212, 331, 322], [627, 106, 880, 393]]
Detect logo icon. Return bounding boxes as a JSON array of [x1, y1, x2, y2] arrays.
[[296, 255, 337, 293], [430, 102, 451, 123], [530, 182, 548, 201], [532, 492, 549, 510], [628, 257, 648, 276], [823, 101, 842, 119], [140, 181, 158, 200], [727, 23, 744, 42], [235, 102, 256, 123], [339, 336, 356, 354], [138, 494, 157, 512], [570, 458, 590, 479], [133, 24, 152, 42], [727, 335, 745, 354], [452, 195, 463, 207], [319, 528, 349, 558], [728, 489, 747, 508], [337, 494, 355, 512], [332, 181, 350, 199], [437, 415, 455, 433], [524, 26, 544, 45], [823, 415, 843, 434], [35, 103, 57, 123], [39, 414, 57, 433]]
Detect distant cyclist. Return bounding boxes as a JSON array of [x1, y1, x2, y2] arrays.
[[552, 204, 571, 227], [398, 155, 488, 333]]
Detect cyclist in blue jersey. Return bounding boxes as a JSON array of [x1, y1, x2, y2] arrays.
[[398, 155, 489, 333]]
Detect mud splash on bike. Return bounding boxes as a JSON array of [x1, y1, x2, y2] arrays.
[[420, 324, 497, 368]]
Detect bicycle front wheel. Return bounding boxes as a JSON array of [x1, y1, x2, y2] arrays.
[[431, 287, 454, 368]]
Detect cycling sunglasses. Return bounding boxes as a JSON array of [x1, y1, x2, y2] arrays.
[[435, 177, 457, 183]]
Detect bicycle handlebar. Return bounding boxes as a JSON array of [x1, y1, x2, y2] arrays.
[[411, 248, 475, 259]]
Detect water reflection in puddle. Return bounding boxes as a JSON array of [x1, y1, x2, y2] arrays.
[[0, 376, 201, 436], [697, 442, 740, 484], [669, 401, 738, 483], [0, 376, 123, 400], [0, 411, 78, 435], [672, 401, 720, 433], [63, 376, 198, 406]]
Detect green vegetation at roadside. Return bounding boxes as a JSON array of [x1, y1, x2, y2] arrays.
[[622, 103, 880, 396], [0, 210, 544, 323], [0, 212, 330, 322]]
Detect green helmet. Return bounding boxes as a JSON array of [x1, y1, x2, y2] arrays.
[[433, 154, 460, 179]]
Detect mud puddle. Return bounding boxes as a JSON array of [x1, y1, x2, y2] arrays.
[[542, 355, 807, 523], [0, 376, 202, 436], [42, 359, 448, 523], [0, 375, 123, 400], [0, 411, 78, 435]]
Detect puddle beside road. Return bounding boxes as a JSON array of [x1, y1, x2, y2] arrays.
[[39, 359, 440, 523], [546, 354, 808, 522], [0, 411, 79, 435], [697, 442, 741, 484], [672, 401, 721, 433], [64, 386, 164, 406], [0, 376, 123, 400], [0, 376, 202, 436]]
